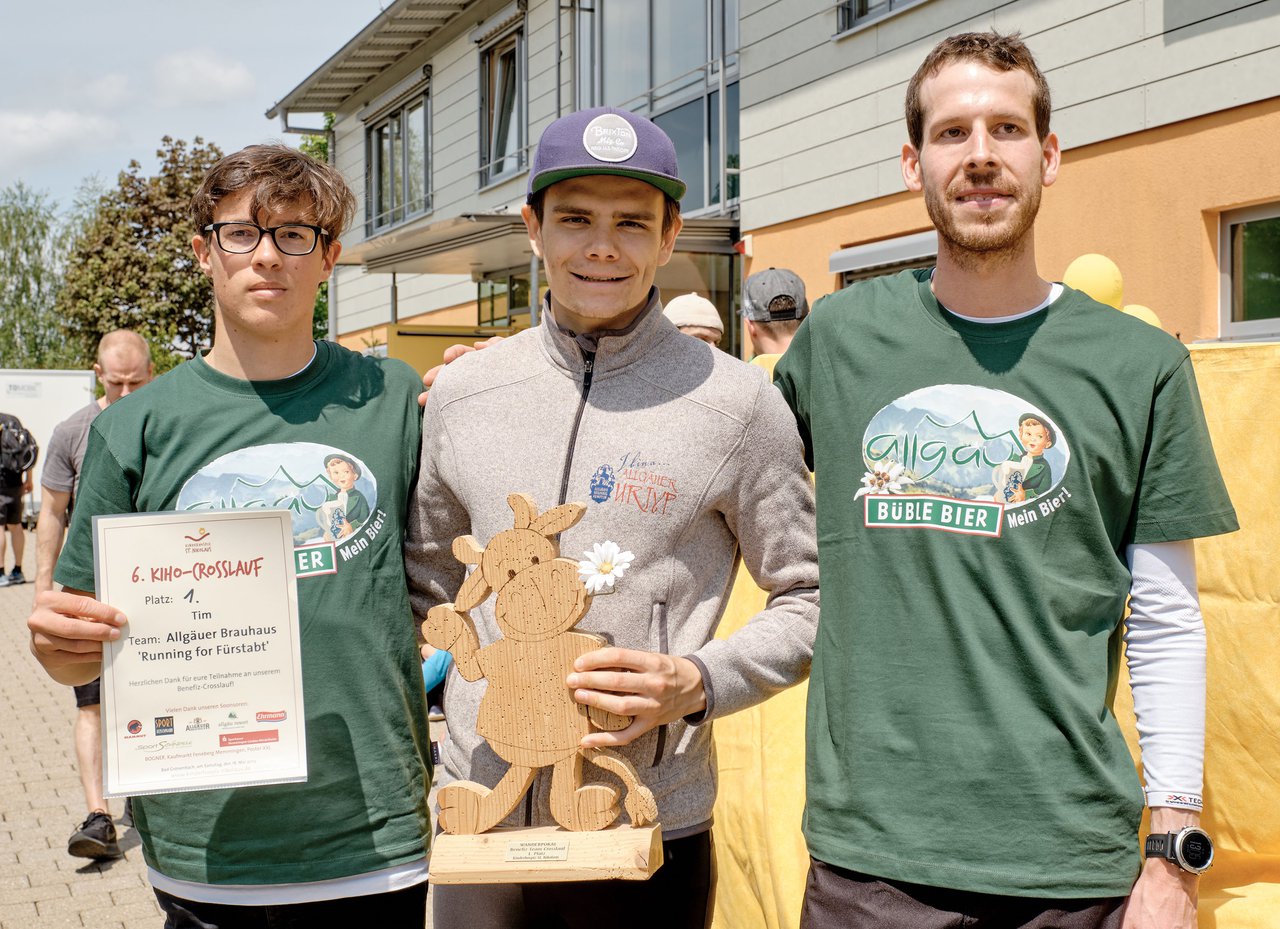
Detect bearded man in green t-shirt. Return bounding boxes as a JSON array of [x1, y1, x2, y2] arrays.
[[776, 31, 1237, 929], [26, 145, 431, 925]]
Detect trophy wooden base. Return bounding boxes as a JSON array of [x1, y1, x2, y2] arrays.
[[428, 824, 663, 884]]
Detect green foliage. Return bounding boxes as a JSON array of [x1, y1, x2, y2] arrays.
[[0, 182, 76, 368], [56, 136, 224, 370], [299, 114, 335, 342], [298, 112, 333, 163]]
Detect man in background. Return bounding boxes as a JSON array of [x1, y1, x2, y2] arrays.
[[741, 267, 809, 362], [663, 291, 725, 347], [36, 328, 152, 859], [711, 266, 812, 929], [0, 410, 38, 586]]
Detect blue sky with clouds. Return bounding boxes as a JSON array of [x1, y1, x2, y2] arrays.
[[1, 2, 388, 211]]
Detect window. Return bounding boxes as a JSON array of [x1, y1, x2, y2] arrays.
[[480, 28, 526, 186], [840, 256, 934, 289], [1220, 203, 1280, 339], [574, 0, 739, 214], [837, 0, 930, 34], [367, 95, 429, 233], [478, 267, 545, 326], [830, 230, 937, 288]]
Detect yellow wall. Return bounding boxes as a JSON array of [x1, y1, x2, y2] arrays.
[[746, 97, 1280, 344], [335, 300, 479, 353]]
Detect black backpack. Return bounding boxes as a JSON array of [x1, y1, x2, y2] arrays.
[[0, 417, 38, 482]]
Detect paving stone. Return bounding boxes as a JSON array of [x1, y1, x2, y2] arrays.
[[79, 900, 162, 922], [26, 907, 86, 929], [71, 875, 144, 898], [0, 880, 70, 905], [0, 901, 39, 929]]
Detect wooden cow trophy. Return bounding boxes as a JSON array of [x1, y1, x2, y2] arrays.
[[424, 493, 658, 837]]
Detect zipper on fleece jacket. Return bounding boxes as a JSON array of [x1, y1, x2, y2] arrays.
[[530, 346, 595, 826], [556, 348, 595, 506]]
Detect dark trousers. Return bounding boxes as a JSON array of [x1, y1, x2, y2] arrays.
[[800, 858, 1126, 929], [431, 831, 715, 929], [154, 882, 428, 929]]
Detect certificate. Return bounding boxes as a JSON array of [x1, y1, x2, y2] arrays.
[[95, 509, 306, 797]]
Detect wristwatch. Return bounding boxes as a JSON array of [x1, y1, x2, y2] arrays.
[[1144, 827, 1214, 873]]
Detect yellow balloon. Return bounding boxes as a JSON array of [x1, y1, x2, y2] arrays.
[[1063, 254, 1124, 309], [1122, 304, 1163, 329]]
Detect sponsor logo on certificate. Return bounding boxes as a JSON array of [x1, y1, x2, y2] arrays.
[[219, 730, 280, 748]]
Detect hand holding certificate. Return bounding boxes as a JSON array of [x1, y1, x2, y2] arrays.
[[94, 509, 306, 797]]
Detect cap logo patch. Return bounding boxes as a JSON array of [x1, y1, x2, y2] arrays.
[[582, 113, 638, 163]]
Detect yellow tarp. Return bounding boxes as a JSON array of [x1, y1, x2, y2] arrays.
[[711, 342, 1279, 928]]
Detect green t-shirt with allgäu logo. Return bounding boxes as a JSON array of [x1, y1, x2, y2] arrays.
[[55, 341, 430, 887], [774, 269, 1237, 898]]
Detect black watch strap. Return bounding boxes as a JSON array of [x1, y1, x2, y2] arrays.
[[1144, 832, 1176, 861]]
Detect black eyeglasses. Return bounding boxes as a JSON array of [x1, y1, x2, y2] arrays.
[[203, 222, 329, 256]]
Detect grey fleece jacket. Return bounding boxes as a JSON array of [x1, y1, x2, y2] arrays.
[[405, 289, 819, 838]]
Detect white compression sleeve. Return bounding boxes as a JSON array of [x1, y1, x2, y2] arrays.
[[1124, 540, 1206, 810]]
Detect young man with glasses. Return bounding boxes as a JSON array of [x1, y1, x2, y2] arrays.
[[27, 144, 431, 927]]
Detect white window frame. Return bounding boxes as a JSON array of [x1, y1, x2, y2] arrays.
[[572, 0, 740, 215], [1219, 202, 1280, 341], [478, 21, 527, 188], [835, 0, 932, 38], [365, 92, 431, 235]]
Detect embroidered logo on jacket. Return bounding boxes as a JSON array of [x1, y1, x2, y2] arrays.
[[590, 451, 679, 515], [589, 465, 617, 502]]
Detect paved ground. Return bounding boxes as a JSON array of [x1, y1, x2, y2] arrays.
[[0, 533, 162, 929], [0, 531, 440, 928]]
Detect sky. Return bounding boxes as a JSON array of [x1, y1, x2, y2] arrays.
[[1, 1, 390, 212]]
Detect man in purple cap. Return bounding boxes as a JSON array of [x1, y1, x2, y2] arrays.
[[406, 107, 819, 928]]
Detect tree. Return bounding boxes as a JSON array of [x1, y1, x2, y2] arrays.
[[57, 136, 223, 371], [0, 182, 75, 368], [299, 114, 336, 342]]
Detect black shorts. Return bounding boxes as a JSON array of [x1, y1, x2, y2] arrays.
[[155, 881, 427, 928], [800, 858, 1126, 929], [74, 678, 102, 708], [0, 486, 21, 524], [431, 830, 715, 929]]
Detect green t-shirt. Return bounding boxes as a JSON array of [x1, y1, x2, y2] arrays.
[[774, 270, 1237, 898], [56, 341, 430, 886]]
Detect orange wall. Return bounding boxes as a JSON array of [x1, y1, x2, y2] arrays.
[[746, 97, 1280, 344], [335, 300, 480, 352]]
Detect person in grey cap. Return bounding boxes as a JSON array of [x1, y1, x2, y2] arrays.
[[742, 266, 809, 359], [406, 106, 819, 928]]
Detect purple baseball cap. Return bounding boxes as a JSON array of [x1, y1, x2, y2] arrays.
[[527, 107, 686, 202]]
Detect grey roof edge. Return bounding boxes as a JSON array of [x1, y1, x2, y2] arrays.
[[266, 0, 447, 120]]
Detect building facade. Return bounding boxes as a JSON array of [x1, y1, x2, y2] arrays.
[[269, 0, 1280, 358], [738, 0, 1280, 343], [269, 0, 745, 357]]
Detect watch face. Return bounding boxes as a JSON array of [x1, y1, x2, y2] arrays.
[[1179, 831, 1213, 870]]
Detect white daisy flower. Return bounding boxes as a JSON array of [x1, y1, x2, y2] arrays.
[[854, 460, 914, 499], [578, 540, 635, 595]]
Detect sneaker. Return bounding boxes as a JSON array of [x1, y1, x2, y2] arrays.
[[0, 574, 9, 588], [7, 568, 24, 585], [428, 705, 446, 722], [68, 811, 122, 859]]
